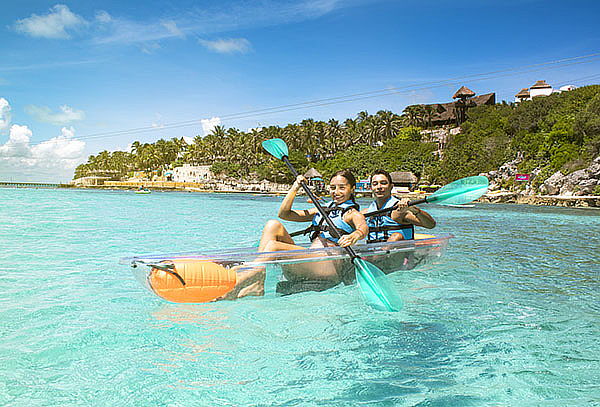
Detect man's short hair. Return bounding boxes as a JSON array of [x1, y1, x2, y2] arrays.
[[370, 169, 392, 184]]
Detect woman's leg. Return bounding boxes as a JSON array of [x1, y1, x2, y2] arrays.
[[258, 219, 295, 251], [221, 220, 302, 300], [280, 237, 341, 282]]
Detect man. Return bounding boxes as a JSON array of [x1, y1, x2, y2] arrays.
[[363, 169, 435, 243]]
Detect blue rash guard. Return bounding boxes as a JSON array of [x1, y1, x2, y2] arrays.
[[311, 200, 358, 244], [366, 196, 414, 243]]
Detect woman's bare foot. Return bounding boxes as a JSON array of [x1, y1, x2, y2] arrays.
[[217, 265, 266, 300]]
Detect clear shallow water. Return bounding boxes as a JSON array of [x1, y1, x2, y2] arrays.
[[1, 188, 599, 406]]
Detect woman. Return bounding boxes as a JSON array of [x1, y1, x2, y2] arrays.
[[222, 169, 368, 299]]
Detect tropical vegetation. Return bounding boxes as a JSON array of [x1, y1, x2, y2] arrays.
[[74, 85, 600, 190]]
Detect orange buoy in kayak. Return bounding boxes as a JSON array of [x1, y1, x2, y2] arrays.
[[148, 260, 236, 303]]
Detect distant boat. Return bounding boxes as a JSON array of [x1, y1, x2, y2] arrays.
[[446, 203, 474, 208], [135, 188, 151, 194]]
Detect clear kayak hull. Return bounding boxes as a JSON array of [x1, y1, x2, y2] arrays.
[[120, 233, 452, 303]]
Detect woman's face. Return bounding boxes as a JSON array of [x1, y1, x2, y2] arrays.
[[329, 175, 354, 204]]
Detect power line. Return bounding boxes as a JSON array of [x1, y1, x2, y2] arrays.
[[1, 52, 600, 152]]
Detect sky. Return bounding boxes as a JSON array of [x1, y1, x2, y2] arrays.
[[1, 0, 599, 182]]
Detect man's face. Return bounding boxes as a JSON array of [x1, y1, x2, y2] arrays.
[[371, 174, 392, 200]]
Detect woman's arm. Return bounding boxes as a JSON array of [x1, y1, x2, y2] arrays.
[[278, 175, 317, 222], [337, 209, 368, 247]]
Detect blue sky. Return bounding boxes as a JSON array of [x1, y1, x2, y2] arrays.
[[1, 0, 599, 181]]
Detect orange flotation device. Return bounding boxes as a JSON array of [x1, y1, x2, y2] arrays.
[[148, 260, 236, 303]]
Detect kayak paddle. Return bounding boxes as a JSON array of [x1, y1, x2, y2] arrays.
[[262, 138, 402, 312], [364, 175, 489, 218]]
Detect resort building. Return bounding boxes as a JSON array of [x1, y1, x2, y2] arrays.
[[71, 176, 111, 186], [390, 171, 418, 193], [172, 164, 213, 183], [514, 80, 576, 102], [405, 86, 496, 127]]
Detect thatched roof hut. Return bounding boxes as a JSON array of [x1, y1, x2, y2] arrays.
[[453, 86, 476, 99], [390, 171, 418, 185], [530, 80, 551, 89], [515, 88, 530, 98], [411, 92, 495, 126], [304, 168, 323, 180]]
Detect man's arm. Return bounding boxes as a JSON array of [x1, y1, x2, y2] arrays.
[[391, 198, 436, 229]]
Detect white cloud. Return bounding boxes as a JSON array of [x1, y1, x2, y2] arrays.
[[30, 126, 85, 159], [201, 117, 221, 135], [13, 1, 366, 48], [14, 4, 87, 39], [198, 38, 251, 54], [95, 10, 112, 24], [0, 98, 11, 132], [25, 104, 85, 125], [92, 0, 363, 46], [141, 42, 161, 54], [161, 20, 184, 38], [0, 99, 86, 182]]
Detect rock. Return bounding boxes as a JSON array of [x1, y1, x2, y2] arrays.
[[556, 155, 600, 196], [588, 156, 600, 177], [540, 171, 565, 195]]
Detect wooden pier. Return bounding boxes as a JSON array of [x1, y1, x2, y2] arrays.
[[0, 182, 69, 188]]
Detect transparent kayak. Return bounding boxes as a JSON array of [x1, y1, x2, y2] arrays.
[[120, 233, 452, 303]]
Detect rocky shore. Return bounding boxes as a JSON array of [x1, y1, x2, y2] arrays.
[[480, 155, 600, 208], [479, 191, 600, 207]]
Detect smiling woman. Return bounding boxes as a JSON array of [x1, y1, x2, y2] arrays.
[[218, 168, 368, 300]]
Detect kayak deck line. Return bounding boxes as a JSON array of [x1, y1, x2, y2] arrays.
[[121, 233, 453, 303], [120, 233, 452, 265]]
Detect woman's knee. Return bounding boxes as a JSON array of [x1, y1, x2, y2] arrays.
[[263, 219, 284, 233]]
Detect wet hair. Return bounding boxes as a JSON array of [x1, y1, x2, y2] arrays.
[[330, 169, 358, 208], [370, 169, 392, 184]]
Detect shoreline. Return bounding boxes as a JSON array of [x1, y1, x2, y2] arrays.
[[3, 182, 599, 207]]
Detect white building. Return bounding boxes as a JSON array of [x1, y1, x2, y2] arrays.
[[515, 81, 576, 102], [529, 80, 553, 98], [559, 84, 577, 92], [172, 164, 213, 183]]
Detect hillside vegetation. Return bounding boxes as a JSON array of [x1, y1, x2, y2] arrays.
[[74, 85, 600, 190]]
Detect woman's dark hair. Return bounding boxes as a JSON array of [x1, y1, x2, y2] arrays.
[[330, 169, 358, 207], [370, 169, 392, 184], [331, 169, 357, 188]]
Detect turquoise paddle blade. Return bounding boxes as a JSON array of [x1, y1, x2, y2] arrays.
[[354, 258, 403, 312], [428, 175, 489, 205], [262, 138, 289, 159]]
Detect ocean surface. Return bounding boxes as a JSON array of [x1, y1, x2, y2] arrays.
[[1, 188, 599, 406]]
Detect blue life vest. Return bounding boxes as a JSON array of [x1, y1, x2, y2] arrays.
[[311, 200, 358, 243], [366, 196, 414, 243]]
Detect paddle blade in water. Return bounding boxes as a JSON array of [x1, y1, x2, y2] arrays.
[[262, 138, 289, 160], [354, 258, 403, 312], [427, 175, 489, 205]]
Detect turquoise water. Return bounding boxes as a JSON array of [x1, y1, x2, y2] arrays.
[[1, 188, 599, 406]]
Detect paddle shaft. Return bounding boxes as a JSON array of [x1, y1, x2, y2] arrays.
[[364, 182, 486, 217], [363, 197, 426, 218], [281, 156, 361, 261]]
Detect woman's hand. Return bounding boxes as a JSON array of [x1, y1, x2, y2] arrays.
[[337, 231, 363, 247], [292, 175, 307, 190]]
